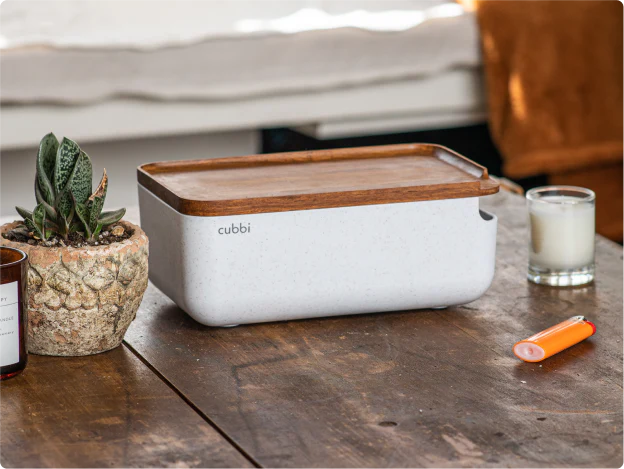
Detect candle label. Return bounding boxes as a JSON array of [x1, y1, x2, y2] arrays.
[[0, 282, 20, 367]]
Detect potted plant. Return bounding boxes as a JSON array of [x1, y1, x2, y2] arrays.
[[1, 133, 148, 356]]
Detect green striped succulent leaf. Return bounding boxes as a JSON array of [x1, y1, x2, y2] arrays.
[[88, 196, 105, 233], [35, 179, 58, 220], [69, 151, 93, 205], [36, 133, 58, 205], [73, 202, 92, 239], [93, 223, 104, 239], [55, 147, 84, 221], [15, 206, 33, 221], [56, 189, 74, 221], [26, 203, 48, 240], [86, 169, 108, 232], [98, 208, 126, 226], [54, 137, 80, 195], [24, 218, 41, 239]]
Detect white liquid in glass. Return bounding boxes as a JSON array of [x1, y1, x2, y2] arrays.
[[529, 195, 595, 271]]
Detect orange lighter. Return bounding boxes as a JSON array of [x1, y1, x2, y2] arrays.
[[513, 315, 596, 362]]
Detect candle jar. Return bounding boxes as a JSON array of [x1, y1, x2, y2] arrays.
[[1, 246, 28, 380], [526, 186, 595, 286]]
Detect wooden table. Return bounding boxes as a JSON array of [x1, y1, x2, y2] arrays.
[[2, 191, 622, 467]]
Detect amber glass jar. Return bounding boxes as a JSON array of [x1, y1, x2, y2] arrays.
[[1, 246, 28, 380]]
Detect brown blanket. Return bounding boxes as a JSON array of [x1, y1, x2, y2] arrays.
[[474, 0, 622, 176], [473, 0, 623, 240]]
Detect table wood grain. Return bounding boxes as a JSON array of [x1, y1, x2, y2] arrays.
[[123, 191, 623, 467], [0, 346, 253, 468]]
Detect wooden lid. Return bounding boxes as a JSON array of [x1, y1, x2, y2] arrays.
[[137, 143, 499, 216]]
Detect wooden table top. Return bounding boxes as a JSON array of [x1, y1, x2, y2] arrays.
[[2, 190, 622, 468]]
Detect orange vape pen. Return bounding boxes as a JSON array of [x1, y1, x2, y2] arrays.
[[513, 315, 596, 362]]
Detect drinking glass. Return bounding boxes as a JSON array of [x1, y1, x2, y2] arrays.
[[526, 186, 595, 286]]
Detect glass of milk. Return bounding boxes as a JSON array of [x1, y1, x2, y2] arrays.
[[526, 186, 595, 286]]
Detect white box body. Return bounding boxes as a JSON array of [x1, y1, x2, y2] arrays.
[[139, 184, 497, 326]]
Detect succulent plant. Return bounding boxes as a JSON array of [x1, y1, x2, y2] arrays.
[[14, 133, 125, 242]]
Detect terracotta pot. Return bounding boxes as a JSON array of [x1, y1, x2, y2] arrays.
[[0, 221, 148, 356]]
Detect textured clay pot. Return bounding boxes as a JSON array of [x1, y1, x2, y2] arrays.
[[0, 220, 148, 356]]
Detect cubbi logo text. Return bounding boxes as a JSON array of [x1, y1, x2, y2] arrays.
[[218, 223, 251, 235]]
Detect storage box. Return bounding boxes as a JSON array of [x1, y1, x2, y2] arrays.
[[138, 144, 499, 326]]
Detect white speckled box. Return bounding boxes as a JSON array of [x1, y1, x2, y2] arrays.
[[138, 144, 499, 326]]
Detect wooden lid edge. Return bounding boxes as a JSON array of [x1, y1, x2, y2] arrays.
[[141, 181, 499, 217]]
